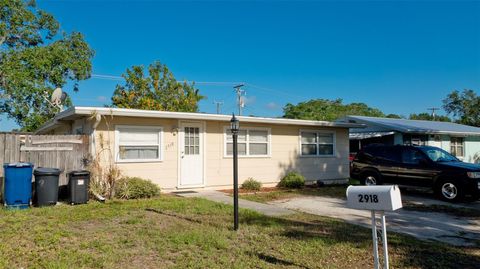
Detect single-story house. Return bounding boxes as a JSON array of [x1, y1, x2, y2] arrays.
[[35, 107, 362, 191], [337, 115, 480, 163]]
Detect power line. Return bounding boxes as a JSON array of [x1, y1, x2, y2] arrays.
[[91, 74, 123, 80], [90, 73, 307, 116], [91, 73, 243, 86], [245, 83, 305, 100]]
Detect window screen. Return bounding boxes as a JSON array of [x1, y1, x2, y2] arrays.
[[117, 127, 162, 161]]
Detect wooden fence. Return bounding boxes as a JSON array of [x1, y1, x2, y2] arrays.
[[0, 133, 89, 185]]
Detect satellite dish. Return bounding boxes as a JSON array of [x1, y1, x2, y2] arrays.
[[51, 87, 63, 106], [47, 87, 67, 111]]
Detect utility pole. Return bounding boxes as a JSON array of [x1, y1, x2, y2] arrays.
[[233, 84, 245, 116], [213, 100, 224, 114], [427, 107, 440, 120]]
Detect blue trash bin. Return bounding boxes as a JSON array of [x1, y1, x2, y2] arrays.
[[3, 163, 34, 209]]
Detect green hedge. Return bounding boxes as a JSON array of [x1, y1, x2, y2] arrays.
[[114, 177, 160, 199], [278, 171, 305, 188], [241, 178, 262, 191]]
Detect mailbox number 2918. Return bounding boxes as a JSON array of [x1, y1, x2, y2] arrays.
[[358, 194, 379, 203]]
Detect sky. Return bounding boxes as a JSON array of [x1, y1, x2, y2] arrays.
[[1, 0, 479, 131]]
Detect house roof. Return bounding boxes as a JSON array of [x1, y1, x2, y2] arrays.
[[36, 106, 364, 134], [342, 115, 480, 136]]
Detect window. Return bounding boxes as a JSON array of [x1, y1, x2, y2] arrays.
[[184, 127, 200, 155], [225, 128, 270, 157], [115, 126, 163, 162], [450, 137, 464, 157], [362, 146, 400, 163], [300, 131, 335, 156], [401, 148, 424, 164]]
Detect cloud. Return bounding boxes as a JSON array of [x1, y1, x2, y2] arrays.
[[97, 96, 107, 102], [265, 102, 281, 110]]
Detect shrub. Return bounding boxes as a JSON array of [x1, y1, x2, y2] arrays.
[[241, 178, 262, 191], [278, 171, 305, 188], [114, 177, 160, 199]]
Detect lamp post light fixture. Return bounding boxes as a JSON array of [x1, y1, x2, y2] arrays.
[[230, 114, 240, 231]]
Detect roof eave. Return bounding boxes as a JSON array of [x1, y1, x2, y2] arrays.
[[34, 107, 76, 134], [46, 106, 365, 128]]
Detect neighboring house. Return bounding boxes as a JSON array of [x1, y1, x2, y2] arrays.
[[35, 107, 362, 191], [338, 115, 480, 163]]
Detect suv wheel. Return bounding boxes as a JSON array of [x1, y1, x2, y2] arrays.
[[436, 180, 464, 202], [361, 172, 381, 186]]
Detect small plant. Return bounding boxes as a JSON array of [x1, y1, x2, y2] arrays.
[[241, 178, 262, 191], [114, 177, 160, 199], [278, 171, 305, 188]]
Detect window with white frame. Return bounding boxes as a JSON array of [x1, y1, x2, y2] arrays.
[[225, 128, 270, 157], [450, 137, 464, 157], [116, 126, 163, 162], [300, 131, 335, 156]]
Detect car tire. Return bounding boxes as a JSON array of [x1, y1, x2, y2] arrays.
[[360, 171, 382, 186], [435, 180, 464, 202]]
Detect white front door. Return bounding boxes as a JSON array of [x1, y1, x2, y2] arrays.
[[179, 122, 204, 187]]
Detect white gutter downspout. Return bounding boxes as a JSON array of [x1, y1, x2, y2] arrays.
[[90, 113, 102, 158]]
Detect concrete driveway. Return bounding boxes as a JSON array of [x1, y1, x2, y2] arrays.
[[270, 194, 480, 246]]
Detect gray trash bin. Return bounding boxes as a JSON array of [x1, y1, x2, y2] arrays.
[[68, 170, 90, 204], [34, 168, 61, 206]]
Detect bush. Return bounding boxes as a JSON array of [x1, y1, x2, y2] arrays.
[[278, 171, 305, 188], [114, 177, 160, 199], [241, 178, 262, 191]]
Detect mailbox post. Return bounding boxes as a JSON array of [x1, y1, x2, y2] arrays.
[[346, 185, 402, 269]]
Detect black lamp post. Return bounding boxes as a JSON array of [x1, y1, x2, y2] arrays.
[[230, 114, 240, 231]]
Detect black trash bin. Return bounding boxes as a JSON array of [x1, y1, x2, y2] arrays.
[[68, 170, 90, 204], [33, 168, 61, 206]]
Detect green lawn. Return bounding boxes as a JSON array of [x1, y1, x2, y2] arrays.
[[239, 185, 349, 203], [0, 195, 478, 268]]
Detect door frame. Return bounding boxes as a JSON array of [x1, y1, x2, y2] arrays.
[[177, 120, 207, 188]]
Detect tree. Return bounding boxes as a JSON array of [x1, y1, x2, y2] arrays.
[[443, 89, 480, 127], [385, 114, 403, 119], [282, 98, 385, 121], [409, 113, 451, 122], [111, 61, 204, 112], [0, 0, 94, 131]]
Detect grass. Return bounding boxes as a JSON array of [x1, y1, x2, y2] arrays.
[[0, 195, 478, 268], [239, 185, 349, 203], [237, 178, 361, 203], [237, 179, 361, 203]]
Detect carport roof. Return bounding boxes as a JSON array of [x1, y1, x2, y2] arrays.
[[341, 115, 480, 136]]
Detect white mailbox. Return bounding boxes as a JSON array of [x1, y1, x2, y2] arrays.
[[346, 185, 402, 211]]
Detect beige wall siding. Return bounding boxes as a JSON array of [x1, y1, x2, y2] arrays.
[[92, 116, 350, 190], [94, 117, 179, 189], [204, 121, 350, 188]]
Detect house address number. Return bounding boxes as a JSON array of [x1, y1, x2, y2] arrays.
[[358, 194, 379, 203]]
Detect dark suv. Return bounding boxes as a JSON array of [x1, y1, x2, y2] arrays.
[[350, 144, 480, 202]]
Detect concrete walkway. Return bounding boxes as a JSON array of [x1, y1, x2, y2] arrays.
[[175, 190, 293, 217], [270, 196, 480, 246]]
